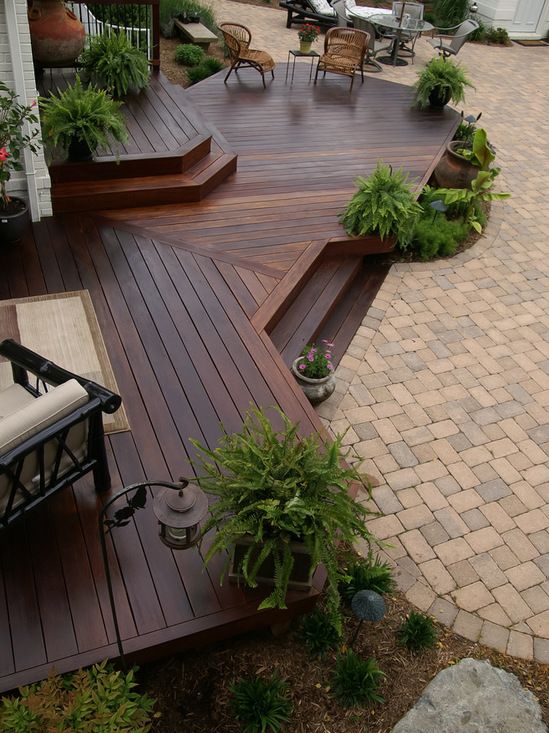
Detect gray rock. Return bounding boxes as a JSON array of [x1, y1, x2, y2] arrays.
[[390, 658, 547, 733]]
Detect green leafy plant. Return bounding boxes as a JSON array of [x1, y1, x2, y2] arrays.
[[469, 16, 487, 41], [297, 340, 334, 379], [300, 608, 341, 656], [0, 82, 40, 210], [80, 32, 149, 97], [453, 111, 482, 144], [89, 4, 149, 29], [340, 162, 422, 249], [410, 213, 469, 260], [230, 675, 293, 733], [340, 552, 395, 602], [331, 651, 385, 707], [434, 169, 510, 233], [192, 406, 376, 629], [454, 128, 495, 169], [397, 611, 438, 651], [0, 660, 158, 732], [433, 0, 469, 27], [413, 57, 473, 109], [187, 57, 224, 84], [174, 43, 205, 66], [485, 26, 511, 45], [40, 77, 127, 158]]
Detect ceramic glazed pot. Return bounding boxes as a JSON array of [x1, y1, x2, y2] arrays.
[[428, 87, 451, 108], [28, 0, 85, 68], [0, 198, 30, 244], [434, 140, 479, 189], [291, 357, 336, 406]]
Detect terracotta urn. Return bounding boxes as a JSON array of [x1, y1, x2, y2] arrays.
[[434, 141, 479, 189], [291, 357, 336, 406], [28, 0, 85, 68]]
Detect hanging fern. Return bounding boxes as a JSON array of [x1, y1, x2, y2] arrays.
[[192, 407, 378, 630]]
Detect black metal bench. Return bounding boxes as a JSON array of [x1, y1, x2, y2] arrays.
[[279, 0, 337, 29]]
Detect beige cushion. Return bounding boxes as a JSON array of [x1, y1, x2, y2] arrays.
[[0, 380, 90, 514], [0, 383, 36, 419]]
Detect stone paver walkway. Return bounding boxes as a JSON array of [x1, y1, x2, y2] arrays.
[[209, 1, 549, 661]]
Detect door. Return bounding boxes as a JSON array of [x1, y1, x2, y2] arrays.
[[509, 0, 547, 33]]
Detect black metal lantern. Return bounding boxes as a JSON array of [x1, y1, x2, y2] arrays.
[[153, 479, 209, 549]]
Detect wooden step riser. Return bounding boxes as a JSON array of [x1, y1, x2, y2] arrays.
[[49, 136, 212, 184], [52, 153, 238, 214]]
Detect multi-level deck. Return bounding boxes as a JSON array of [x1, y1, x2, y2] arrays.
[[0, 67, 458, 692]]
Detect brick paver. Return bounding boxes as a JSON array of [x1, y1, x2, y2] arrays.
[[210, 2, 549, 661]]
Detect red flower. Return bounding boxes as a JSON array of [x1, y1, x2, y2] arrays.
[[0, 147, 9, 162]]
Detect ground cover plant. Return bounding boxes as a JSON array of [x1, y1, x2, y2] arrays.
[[230, 675, 293, 733], [300, 607, 342, 656], [175, 43, 206, 66], [340, 552, 395, 601], [139, 589, 549, 732], [331, 651, 385, 707], [398, 612, 438, 652], [187, 57, 225, 84]]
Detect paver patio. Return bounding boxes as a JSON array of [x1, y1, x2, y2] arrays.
[[213, 1, 549, 662]]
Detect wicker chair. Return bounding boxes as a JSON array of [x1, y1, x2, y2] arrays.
[[219, 23, 276, 88], [314, 26, 369, 91]]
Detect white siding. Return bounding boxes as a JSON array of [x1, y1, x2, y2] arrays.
[[476, 0, 549, 37], [1, 0, 51, 219]]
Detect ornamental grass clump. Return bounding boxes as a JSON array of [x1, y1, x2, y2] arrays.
[[300, 607, 342, 656], [340, 162, 422, 249], [398, 611, 438, 652], [192, 406, 376, 630], [230, 675, 293, 733], [297, 340, 334, 378], [331, 651, 385, 707], [339, 552, 395, 602]]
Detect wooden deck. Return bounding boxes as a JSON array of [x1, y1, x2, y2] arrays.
[[0, 67, 459, 693]]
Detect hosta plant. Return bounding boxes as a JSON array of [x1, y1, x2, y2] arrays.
[[340, 162, 422, 249], [192, 406, 376, 629], [230, 675, 293, 733], [80, 32, 150, 97]]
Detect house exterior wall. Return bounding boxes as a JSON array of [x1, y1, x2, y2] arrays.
[[1, 0, 51, 219], [476, 0, 549, 37]]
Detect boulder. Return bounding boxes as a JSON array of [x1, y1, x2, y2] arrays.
[[391, 658, 547, 733]]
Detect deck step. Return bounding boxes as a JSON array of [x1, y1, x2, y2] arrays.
[[270, 255, 363, 366], [51, 149, 237, 213], [317, 255, 391, 366]]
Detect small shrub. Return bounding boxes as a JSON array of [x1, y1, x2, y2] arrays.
[[340, 553, 395, 601], [485, 26, 511, 45], [230, 675, 293, 733], [175, 43, 205, 66], [340, 162, 422, 249], [331, 651, 385, 707], [0, 661, 157, 731], [187, 56, 224, 84], [80, 32, 149, 97], [411, 214, 470, 260], [469, 16, 487, 42], [300, 608, 341, 656], [398, 611, 438, 651]]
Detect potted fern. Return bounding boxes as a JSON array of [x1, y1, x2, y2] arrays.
[[40, 77, 127, 161], [413, 57, 473, 109], [192, 407, 376, 628], [80, 32, 150, 98], [340, 162, 422, 251]]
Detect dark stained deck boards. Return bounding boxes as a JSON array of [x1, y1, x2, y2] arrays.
[[0, 68, 459, 692]]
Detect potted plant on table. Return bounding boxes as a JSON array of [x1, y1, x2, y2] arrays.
[[40, 77, 127, 162], [192, 406, 376, 630], [413, 57, 473, 109], [291, 340, 336, 405], [0, 82, 41, 245], [298, 23, 321, 53]]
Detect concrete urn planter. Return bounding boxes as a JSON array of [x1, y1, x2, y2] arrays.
[[291, 357, 336, 406]]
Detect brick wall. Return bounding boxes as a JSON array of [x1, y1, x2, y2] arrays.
[[0, 0, 51, 218]]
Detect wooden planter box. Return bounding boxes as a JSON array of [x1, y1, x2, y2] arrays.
[[229, 536, 313, 591]]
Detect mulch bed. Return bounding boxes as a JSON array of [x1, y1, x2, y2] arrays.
[[141, 590, 548, 732], [160, 37, 227, 88]]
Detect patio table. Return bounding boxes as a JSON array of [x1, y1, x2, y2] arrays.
[[365, 13, 433, 66]]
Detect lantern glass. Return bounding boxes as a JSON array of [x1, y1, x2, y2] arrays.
[[153, 482, 208, 550]]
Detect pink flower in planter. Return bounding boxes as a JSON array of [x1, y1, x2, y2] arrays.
[[298, 363, 306, 370], [327, 363, 334, 371]]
